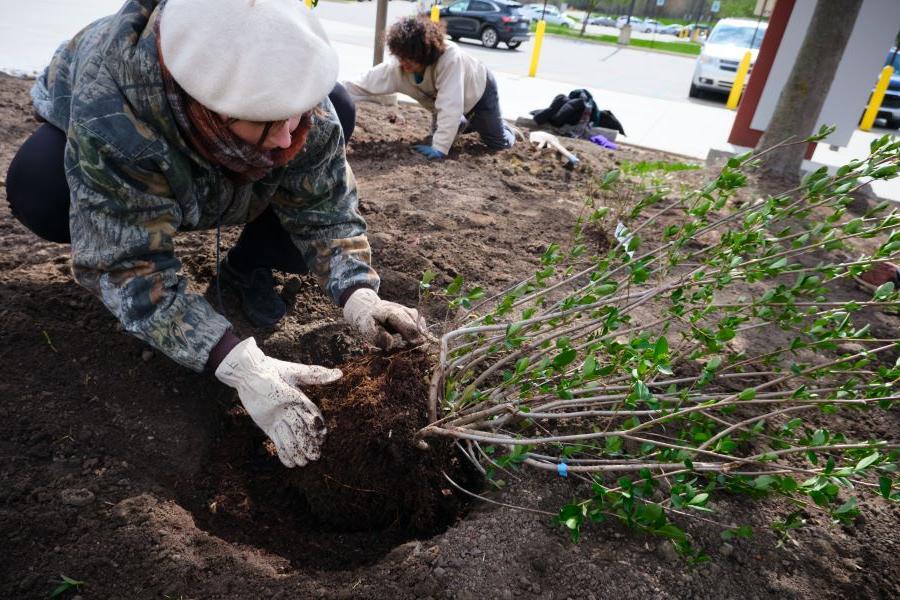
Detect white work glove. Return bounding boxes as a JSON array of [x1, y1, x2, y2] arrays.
[[214, 338, 341, 468], [530, 130, 557, 149], [529, 131, 579, 165], [343, 288, 427, 350]]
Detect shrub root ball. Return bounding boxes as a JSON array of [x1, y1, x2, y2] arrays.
[[290, 349, 477, 532]]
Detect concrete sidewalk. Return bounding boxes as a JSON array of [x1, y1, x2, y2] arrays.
[[1, 0, 896, 200]]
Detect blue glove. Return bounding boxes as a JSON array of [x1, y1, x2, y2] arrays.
[[412, 145, 446, 160], [589, 134, 618, 150]]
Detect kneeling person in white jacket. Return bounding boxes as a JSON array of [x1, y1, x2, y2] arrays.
[[344, 16, 516, 161]]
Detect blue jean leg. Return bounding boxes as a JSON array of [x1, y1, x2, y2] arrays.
[[465, 74, 515, 150]]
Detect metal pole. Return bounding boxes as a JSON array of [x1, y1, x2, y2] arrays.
[[529, 21, 547, 76], [373, 0, 389, 66], [750, 9, 764, 49], [726, 50, 752, 109], [860, 65, 895, 130], [690, 0, 704, 42]]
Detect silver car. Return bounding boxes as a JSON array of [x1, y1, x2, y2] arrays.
[[520, 3, 573, 27], [588, 15, 617, 27], [690, 18, 768, 97]]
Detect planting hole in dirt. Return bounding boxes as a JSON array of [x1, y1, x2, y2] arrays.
[[180, 348, 479, 570]]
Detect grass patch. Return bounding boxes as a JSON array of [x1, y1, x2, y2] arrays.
[[655, 18, 715, 27], [619, 159, 702, 176], [534, 23, 702, 56]]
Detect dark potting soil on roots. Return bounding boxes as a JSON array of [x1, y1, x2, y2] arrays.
[[179, 349, 477, 569], [292, 349, 478, 532]]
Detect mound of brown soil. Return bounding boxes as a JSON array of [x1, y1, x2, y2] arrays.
[[293, 349, 475, 533]]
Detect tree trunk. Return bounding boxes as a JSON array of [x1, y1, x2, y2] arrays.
[[755, 0, 863, 177], [580, 0, 598, 36]]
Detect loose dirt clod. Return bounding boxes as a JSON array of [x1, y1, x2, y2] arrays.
[[293, 349, 476, 533]]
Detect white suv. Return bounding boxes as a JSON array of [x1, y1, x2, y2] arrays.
[[520, 4, 573, 27], [690, 18, 768, 98]]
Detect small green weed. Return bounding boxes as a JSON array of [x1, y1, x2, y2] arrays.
[[49, 574, 84, 598]]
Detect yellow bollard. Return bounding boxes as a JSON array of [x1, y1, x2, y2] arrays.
[[726, 50, 753, 110], [528, 20, 546, 78], [431, 4, 440, 23], [860, 65, 894, 131]]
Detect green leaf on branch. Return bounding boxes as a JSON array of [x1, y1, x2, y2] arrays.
[[809, 429, 827, 446], [721, 525, 753, 540], [869, 165, 898, 179], [605, 436, 624, 455], [590, 206, 610, 221], [446, 275, 464, 296], [419, 270, 436, 289], [515, 357, 530, 374], [582, 355, 597, 378], [553, 348, 578, 370], [853, 452, 880, 473], [597, 282, 618, 296], [832, 497, 860, 523], [654, 336, 669, 360], [688, 493, 709, 507], [633, 380, 652, 403], [738, 389, 757, 401], [873, 282, 895, 300], [727, 151, 753, 168], [879, 476, 893, 499], [807, 124, 835, 142], [557, 503, 586, 542], [601, 169, 621, 188]]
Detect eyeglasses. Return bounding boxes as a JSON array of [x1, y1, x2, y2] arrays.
[[223, 117, 289, 147], [224, 110, 313, 148]]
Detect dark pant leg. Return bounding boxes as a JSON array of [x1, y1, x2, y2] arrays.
[[465, 73, 514, 150], [328, 82, 356, 144], [5, 123, 71, 243], [226, 205, 308, 275]]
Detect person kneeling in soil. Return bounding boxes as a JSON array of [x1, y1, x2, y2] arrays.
[[5, 0, 426, 469], [344, 16, 517, 161]]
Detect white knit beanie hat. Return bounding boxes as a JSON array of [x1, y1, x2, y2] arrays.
[[159, 0, 339, 121]]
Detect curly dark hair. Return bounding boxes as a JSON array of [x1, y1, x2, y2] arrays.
[[386, 16, 447, 67]]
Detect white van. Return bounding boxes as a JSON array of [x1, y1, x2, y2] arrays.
[[690, 18, 768, 97]]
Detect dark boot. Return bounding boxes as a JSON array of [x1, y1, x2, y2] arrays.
[[218, 257, 287, 328]]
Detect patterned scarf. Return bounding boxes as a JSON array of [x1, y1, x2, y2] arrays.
[[155, 29, 311, 184]]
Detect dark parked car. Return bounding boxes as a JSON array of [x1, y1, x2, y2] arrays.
[[440, 0, 531, 49], [870, 48, 900, 129]]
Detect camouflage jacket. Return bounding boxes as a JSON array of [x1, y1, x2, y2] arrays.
[[30, 0, 379, 372]]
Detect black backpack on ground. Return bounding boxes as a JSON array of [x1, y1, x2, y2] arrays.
[[531, 89, 626, 136]]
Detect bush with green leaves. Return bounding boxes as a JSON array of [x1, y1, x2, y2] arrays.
[[417, 129, 899, 561]]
